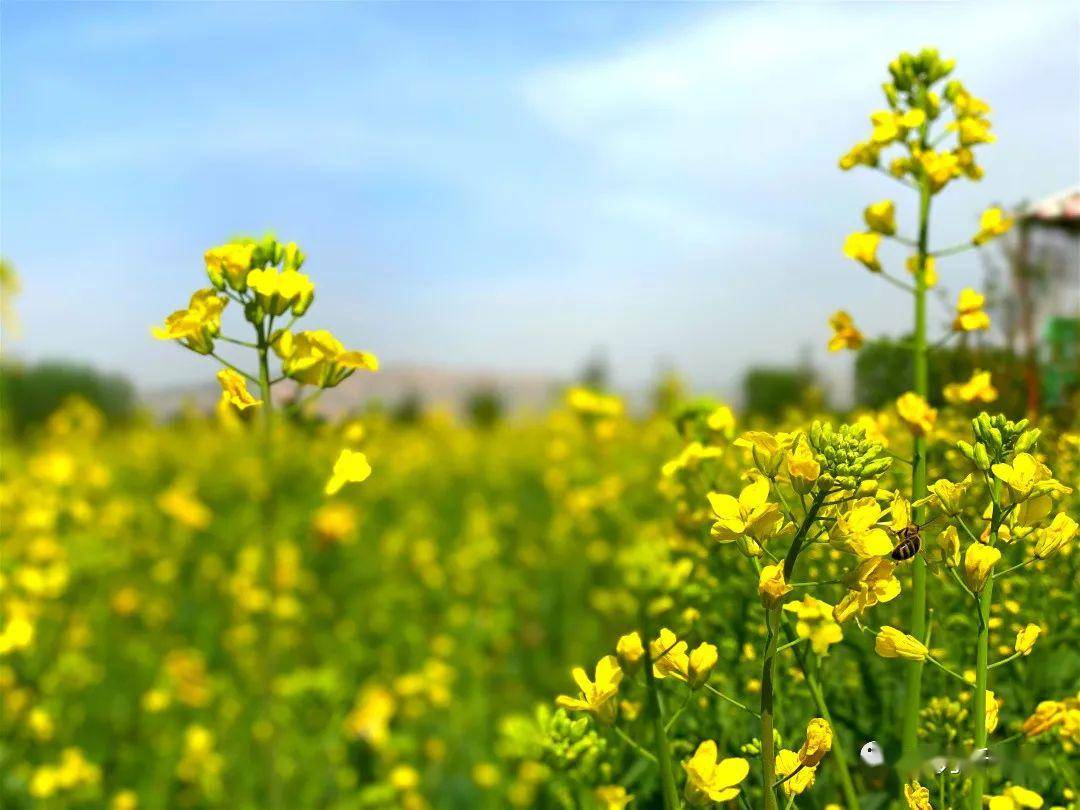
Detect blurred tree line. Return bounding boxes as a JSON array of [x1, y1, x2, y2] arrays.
[[0, 361, 134, 435]]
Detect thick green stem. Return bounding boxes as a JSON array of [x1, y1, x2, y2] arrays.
[[802, 653, 860, 809], [641, 606, 680, 810], [760, 608, 781, 810], [971, 580, 993, 809], [901, 178, 931, 775], [255, 323, 280, 810], [971, 492, 1001, 810]]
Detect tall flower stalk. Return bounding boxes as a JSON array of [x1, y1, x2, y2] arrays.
[[154, 234, 378, 805], [836, 48, 1013, 778]]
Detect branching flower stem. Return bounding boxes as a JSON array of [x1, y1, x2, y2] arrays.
[[901, 169, 932, 781]]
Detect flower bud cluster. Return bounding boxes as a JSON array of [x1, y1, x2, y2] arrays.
[[808, 422, 891, 491], [957, 412, 1039, 470]]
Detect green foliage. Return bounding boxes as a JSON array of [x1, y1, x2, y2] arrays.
[[0, 361, 134, 434], [854, 336, 1029, 415], [742, 367, 817, 419], [465, 387, 504, 429]]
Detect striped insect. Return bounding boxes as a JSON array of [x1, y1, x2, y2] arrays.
[[890, 522, 924, 561]]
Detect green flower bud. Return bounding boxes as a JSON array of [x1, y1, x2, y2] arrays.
[[973, 443, 991, 471]]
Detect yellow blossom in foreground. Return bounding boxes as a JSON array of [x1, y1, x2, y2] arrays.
[[247, 267, 314, 317], [707, 478, 782, 544], [786, 441, 820, 493], [963, 543, 1000, 592], [875, 626, 928, 661], [204, 242, 255, 290], [152, 289, 227, 354], [798, 718, 833, 767], [916, 148, 960, 192], [896, 392, 937, 437], [616, 631, 644, 675], [987, 786, 1044, 810], [274, 329, 378, 388], [830, 499, 893, 558], [905, 780, 933, 810], [776, 749, 816, 796], [864, 199, 896, 235], [734, 430, 797, 476], [650, 628, 689, 680], [953, 288, 991, 332], [944, 370, 997, 405], [783, 596, 843, 656], [834, 557, 901, 623], [758, 563, 791, 610], [325, 449, 372, 496], [827, 310, 863, 352], [936, 525, 961, 568], [843, 232, 882, 273], [1034, 513, 1077, 559], [921, 474, 973, 515], [555, 655, 622, 725], [992, 454, 1071, 502], [973, 206, 1013, 246], [216, 369, 261, 411], [687, 642, 718, 688], [683, 740, 749, 806], [594, 785, 633, 810], [1014, 624, 1041, 656]]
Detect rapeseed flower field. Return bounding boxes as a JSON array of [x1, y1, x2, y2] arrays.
[[1, 49, 1077, 810]]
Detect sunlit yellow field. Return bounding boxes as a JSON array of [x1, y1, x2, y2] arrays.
[[2, 45, 1078, 810]]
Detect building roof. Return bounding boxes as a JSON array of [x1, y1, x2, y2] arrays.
[[1022, 186, 1080, 224]]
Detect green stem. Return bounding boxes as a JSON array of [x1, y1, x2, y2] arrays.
[[614, 726, 658, 764], [971, 489, 1001, 810], [800, 648, 860, 810], [702, 683, 760, 718], [760, 607, 781, 810], [641, 605, 680, 810], [901, 175, 931, 779]]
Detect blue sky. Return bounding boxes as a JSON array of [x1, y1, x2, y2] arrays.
[[3, 1, 1078, 397]]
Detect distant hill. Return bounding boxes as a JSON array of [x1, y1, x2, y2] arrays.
[[139, 364, 565, 418]]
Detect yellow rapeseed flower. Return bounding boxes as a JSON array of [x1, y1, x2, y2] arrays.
[[216, 369, 262, 411], [325, 449, 372, 496], [896, 392, 937, 437], [905, 780, 933, 810], [683, 740, 749, 806], [555, 655, 622, 724], [874, 626, 928, 661], [987, 786, 1044, 810], [1014, 624, 1041, 656], [594, 785, 633, 810], [952, 288, 990, 332], [827, 311, 863, 352], [798, 718, 833, 767], [649, 628, 689, 680], [834, 557, 901, 623], [906, 254, 937, 288], [843, 232, 882, 273], [275, 329, 379, 388], [707, 478, 782, 545], [973, 207, 1013, 245], [247, 267, 315, 317], [204, 242, 255, 291], [152, 289, 227, 355], [687, 642, 718, 688], [615, 632, 644, 675], [1034, 513, 1077, 559], [943, 370, 997, 405], [963, 543, 1000, 592], [758, 563, 792, 610], [776, 749, 816, 796], [863, 200, 897, 235], [783, 596, 843, 656]]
